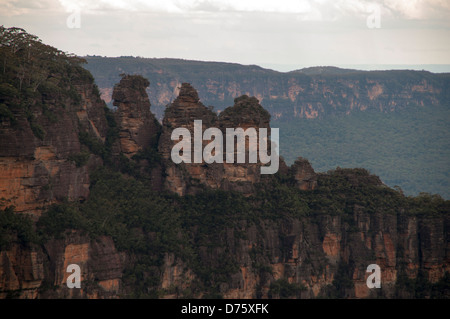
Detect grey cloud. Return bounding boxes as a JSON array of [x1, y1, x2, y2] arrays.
[[1, 0, 449, 68]]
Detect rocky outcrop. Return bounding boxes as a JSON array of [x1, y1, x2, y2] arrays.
[[112, 75, 160, 157], [218, 95, 272, 193], [290, 157, 317, 190], [0, 81, 107, 217], [159, 84, 282, 195], [158, 83, 219, 195]]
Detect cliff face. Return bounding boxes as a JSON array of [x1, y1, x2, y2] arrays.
[[159, 83, 219, 195], [2, 192, 448, 299], [0, 80, 107, 216], [193, 210, 449, 299], [112, 75, 160, 158], [0, 233, 124, 298], [83, 57, 450, 121], [159, 83, 287, 195]]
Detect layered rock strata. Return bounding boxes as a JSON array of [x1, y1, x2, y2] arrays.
[[0, 81, 107, 216], [112, 75, 160, 158], [159, 83, 292, 195]]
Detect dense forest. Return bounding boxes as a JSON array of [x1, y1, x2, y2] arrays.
[[274, 105, 450, 198], [0, 26, 93, 140]]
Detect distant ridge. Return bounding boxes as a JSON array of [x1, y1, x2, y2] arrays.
[[289, 66, 359, 75], [84, 56, 450, 120]]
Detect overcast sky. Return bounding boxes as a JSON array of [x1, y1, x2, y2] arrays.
[[1, 0, 449, 71]]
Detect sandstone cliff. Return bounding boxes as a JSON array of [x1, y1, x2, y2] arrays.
[[84, 57, 450, 121], [159, 83, 290, 196], [0, 30, 448, 298], [112, 74, 160, 158], [1, 179, 448, 299], [0, 76, 107, 217], [0, 233, 124, 298]]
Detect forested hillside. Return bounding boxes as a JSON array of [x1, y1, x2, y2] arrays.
[[275, 105, 450, 198]]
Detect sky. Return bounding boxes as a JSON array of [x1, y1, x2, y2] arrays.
[[1, 0, 450, 72]]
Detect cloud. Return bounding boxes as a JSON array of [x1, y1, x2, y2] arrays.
[[383, 0, 450, 19], [1, 0, 448, 66], [0, 0, 57, 16], [51, 0, 450, 20], [57, 0, 186, 13], [4, 0, 447, 22]]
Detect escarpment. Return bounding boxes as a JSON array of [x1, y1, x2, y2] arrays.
[[0, 33, 448, 299], [84, 56, 450, 122], [0, 73, 108, 216]]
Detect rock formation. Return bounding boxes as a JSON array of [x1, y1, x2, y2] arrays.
[[159, 84, 290, 195], [290, 157, 317, 190], [159, 83, 219, 195], [0, 80, 107, 217], [112, 75, 160, 158]]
